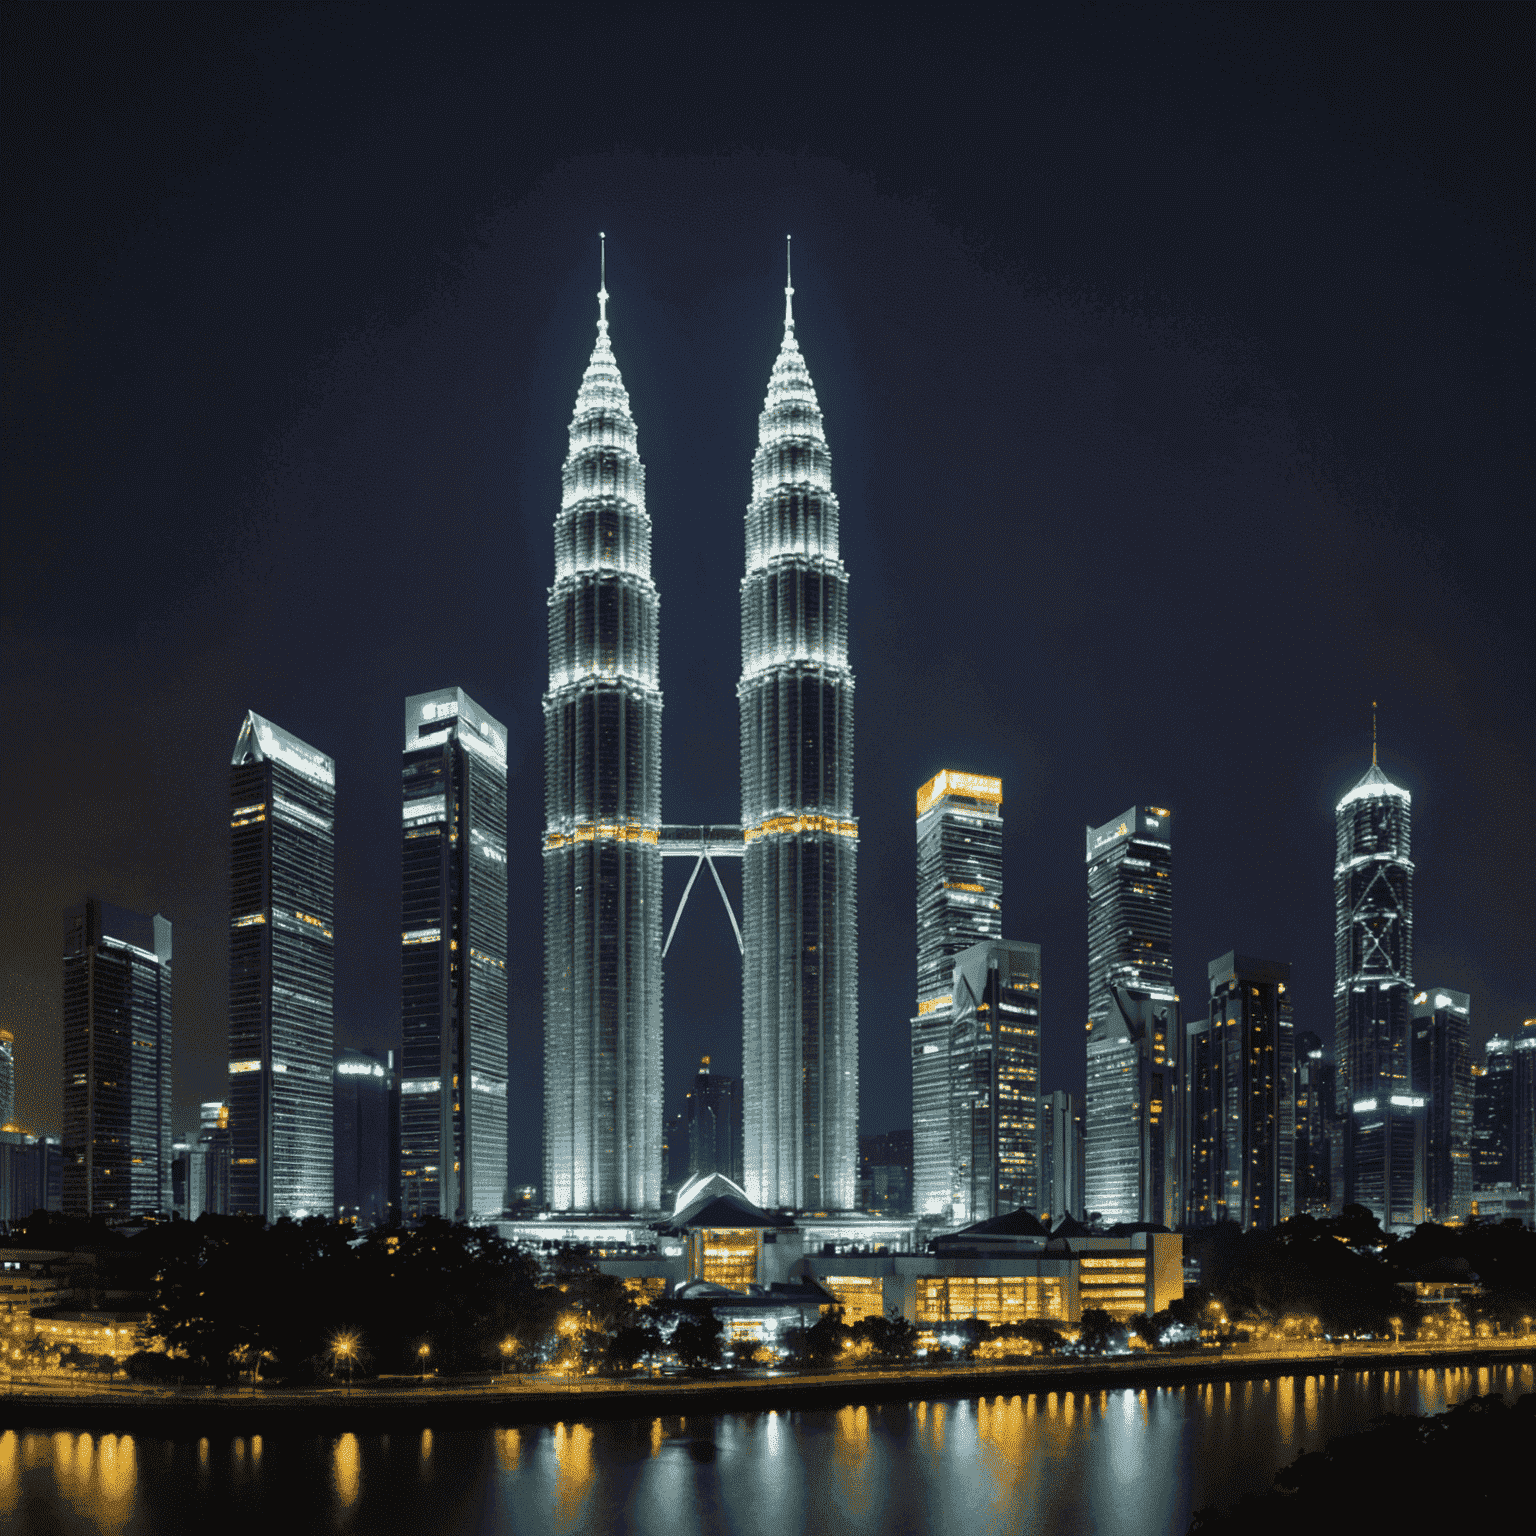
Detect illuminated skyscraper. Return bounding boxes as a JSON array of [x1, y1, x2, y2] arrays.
[[401, 687, 509, 1221], [1294, 1030, 1336, 1216], [1333, 757, 1421, 1229], [1185, 953, 1294, 1231], [1411, 988, 1471, 1223], [948, 939, 1042, 1224], [543, 257, 663, 1212], [61, 898, 172, 1218], [1040, 1090, 1084, 1222], [686, 1056, 743, 1186], [740, 256, 858, 1212], [337, 1047, 398, 1229], [1084, 807, 1177, 1227], [228, 711, 335, 1219], [910, 770, 1004, 1219], [0, 1030, 13, 1127]]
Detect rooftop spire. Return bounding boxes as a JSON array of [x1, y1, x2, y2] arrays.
[[1372, 699, 1378, 766], [598, 231, 609, 335], [784, 234, 794, 330]]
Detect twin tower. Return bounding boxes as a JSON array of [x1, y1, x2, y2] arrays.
[[542, 248, 857, 1215]]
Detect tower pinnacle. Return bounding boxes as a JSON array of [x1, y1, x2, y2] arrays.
[[598, 232, 609, 335], [784, 234, 794, 330], [1372, 700, 1378, 766]]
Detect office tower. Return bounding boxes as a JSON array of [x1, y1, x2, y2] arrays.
[[543, 265, 663, 1214], [859, 1128, 913, 1215], [171, 1138, 207, 1221], [1040, 1090, 1085, 1222], [198, 1101, 232, 1215], [61, 898, 172, 1219], [1333, 757, 1421, 1229], [947, 940, 1042, 1224], [685, 1057, 744, 1186], [0, 1130, 61, 1223], [1084, 807, 1178, 1227], [401, 688, 509, 1222], [228, 711, 335, 1220], [1473, 1043, 1513, 1188], [740, 261, 858, 1212], [1294, 1031, 1336, 1216], [1185, 954, 1295, 1231], [662, 1108, 688, 1208], [0, 1031, 13, 1126], [337, 1048, 397, 1228], [1412, 989, 1472, 1223], [910, 770, 1004, 1219]]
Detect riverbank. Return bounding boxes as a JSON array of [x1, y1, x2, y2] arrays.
[[3, 1340, 1531, 1434]]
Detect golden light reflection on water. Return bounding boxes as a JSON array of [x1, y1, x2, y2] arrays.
[[553, 1421, 594, 1530], [252, 1435, 262, 1468], [650, 1419, 662, 1458], [930, 1401, 946, 1452], [421, 1428, 433, 1463], [333, 1433, 360, 1507], [831, 1404, 876, 1524], [31, 1432, 138, 1536], [496, 1428, 521, 1471], [1304, 1374, 1318, 1431], [1277, 1376, 1295, 1438], [0, 1430, 13, 1518], [198, 1437, 209, 1472]]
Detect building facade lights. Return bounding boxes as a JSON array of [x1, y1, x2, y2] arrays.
[[740, 259, 858, 1211]]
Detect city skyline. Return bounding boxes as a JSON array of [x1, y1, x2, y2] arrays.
[[3, 10, 1530, 1197]]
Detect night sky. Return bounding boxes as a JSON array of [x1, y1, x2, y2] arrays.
[[4, 4, 1531, 1194]]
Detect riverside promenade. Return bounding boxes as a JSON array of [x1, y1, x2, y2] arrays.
[[3, 1339, 1532, 1434]]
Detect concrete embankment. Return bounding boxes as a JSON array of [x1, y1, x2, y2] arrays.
[[3, 1344, 1532, 1435]]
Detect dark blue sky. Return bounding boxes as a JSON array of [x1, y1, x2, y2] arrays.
[[4, 3, 1531, 1191]]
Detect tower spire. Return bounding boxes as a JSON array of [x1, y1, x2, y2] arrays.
[[1372, 700, 1378, 766], [784, 234, 794, 330], [598, 231, 609, 335]]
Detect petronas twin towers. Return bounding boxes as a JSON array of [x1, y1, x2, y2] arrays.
[[543, 245, 857, 1214]]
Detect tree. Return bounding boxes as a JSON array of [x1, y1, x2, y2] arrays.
[[604, 1322, 660, 1375], [850, 1313, 918, 1362], [671, 1311, 724, 1372], [1078, 1308, 1127, 1354]]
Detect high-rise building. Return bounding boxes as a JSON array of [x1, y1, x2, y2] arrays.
[[401, 687, 509, 1222], [947, 940, 1042, 1225], [685, 1057, 743, 1186], [171, 1137, 207, 1221], [0, 1030, 13, 1127], [337, 1048, 398, 1229], [1084, 807, 1178, 1227], [1294, 1030, 1336, 1216], [61, 898, 172, 1219], [228, 711, 336, 1220], [542, 266, 663, 1214], [1039, 1090, 1084, 1223], [1185, 954, 1295, 1231], [0, 1130, 62, 1223], [199, 1100, 231, 1216], [1333, 758, 1421, 1230], [1474, 1021, 1536, 1216], [858, 1128, 913, 1215], [910, 770, 1004, 1220], [1412, 988, 1472, 1223], [740, 263, 858, 1212]]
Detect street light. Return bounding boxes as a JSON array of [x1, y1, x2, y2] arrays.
[[500, 1337, 517, 1380], [418, 1342, 430, 1383], [332, 1333, 359, 1395]]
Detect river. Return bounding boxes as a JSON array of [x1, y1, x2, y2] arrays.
[[3, 1361, 1530, 1534]]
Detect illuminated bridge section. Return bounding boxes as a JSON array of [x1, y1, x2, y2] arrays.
[[543, 255, 662, 1213]]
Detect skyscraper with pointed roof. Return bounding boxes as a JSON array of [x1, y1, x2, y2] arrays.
[[740, 248, 858, 1211], [1334, 737, 1422, 1229], [227, 710, 335, 1219], [543, 245, 663, 1213]]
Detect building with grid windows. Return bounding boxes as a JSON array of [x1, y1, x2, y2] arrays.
[[910, 770, 1003, 1220], [684, 1056, 743, 1186], [1185, 953, 1295, 1231], [227, 711, 335, 1219], [947, 940, 1042, 1226], [1412, 988, 1472, 1223], [1084, 807, 1178, 1227], [61, 898, 172, 1219], [401, 687, 508, 1221], [542, 266, 663, 1214], [1040, 1089, 1084, 1223], [1294, 1031, 1336, 1215], [1333, 759, 1421, 1230], [740, 265, 858, 1213]]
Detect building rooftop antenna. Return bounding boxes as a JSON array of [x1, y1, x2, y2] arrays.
[[1372, 700, 1378, 766], [784, 233, 794, 328], [598, 232, 608, 332]]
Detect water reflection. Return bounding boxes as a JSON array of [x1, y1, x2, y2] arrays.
[[4, 1364, 1532, 1535]]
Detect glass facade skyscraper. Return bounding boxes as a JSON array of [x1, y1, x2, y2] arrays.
[[685, 1056, 743, 1186], [401, 687, 509, 1221], [336, 1047, 398, 1229], [1185, 953, 1294, 1231], [1294, 1030, 1336, 1215], [1084, 807, 1178, 1227], [61, 898, 172, 1218], [1040, 1089, 1084, 1223], [948, 939, 1042, 1224], [543, 271, 663, 1213], [228, 710, 335, 1219], [1333, 760, 1421, 1229], [1411, 988, 1471, 1223], [910, 770, 1003, 1219], [740, 270, 858, 1212], [0, 1030, 13, 1128]]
